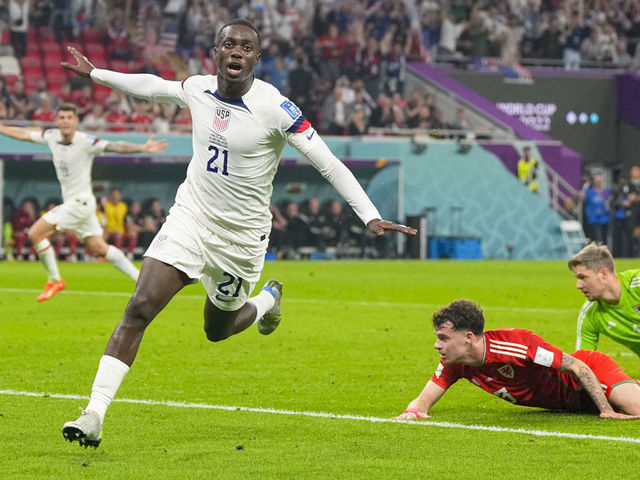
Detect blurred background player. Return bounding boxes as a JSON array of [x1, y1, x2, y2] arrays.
[[59, 18, 416, 448], [397, 299, 640, 420], [568, 242, 640, 359], [0, 103, 168, 301]]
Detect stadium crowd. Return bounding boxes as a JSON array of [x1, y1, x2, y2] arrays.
[[2, 194, 387, 261], [1, 0, 639, 135]]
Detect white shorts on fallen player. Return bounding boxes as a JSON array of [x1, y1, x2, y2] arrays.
[[42, 195, 103, 240], [144, 203, 267, 311]]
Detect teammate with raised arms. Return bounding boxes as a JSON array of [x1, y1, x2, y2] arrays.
[[0, 104, 167, 301]]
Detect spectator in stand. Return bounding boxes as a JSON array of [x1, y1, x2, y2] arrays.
[[494, 14, 524, 62], [288, 48, 314, 121], [283, 201, 310, 256], [172, 107, 192, 133], [9, 80, 30, 118], [28, 79, 58, 112], [610, 175, 633, 258], [429, 107, 446, 131], [357, 36, 382, 98], [389, 92, 406, 128], [614, 37, 633, 69], [124, 200, 155, 258], [438, 8, 465, 59], [580, 28, 601, 62], [151, 103, 170, 134], [12, 198, 37, 260], [583, 173, 611, 244], [0, 78, 12, 113], [107, 14, 134, 61], [268, 202, 288, 254], [31, 96, 56, 124], [104, 99, 128, 132], [625, 166, 640, 256], [451, 107, 471, 131], [136, 54, 161, 76], [70, 84, 95, 117], [598, 22, 618, 63], [8, 0, 29, 58], [381, 40, 406, 95], [104, 188, 127, 250], [517, 146, 539, 193], [82, 102, 108, 131], [537, 14, 565, 60], [562, 6, 589, 70], [129, 100, 153, 133], [145, 199, 167, 233], [457, 8, 491, 58], [316, 22, 346, 83], [325, 200, 349, 248], [346, 104, 368, 136], [305, 197, 326, 250], [57, 82, 75, 106]]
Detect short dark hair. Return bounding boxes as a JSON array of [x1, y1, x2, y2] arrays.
[[216, 18, 261, 50], [433, 299, 485, 336], [57, 103, 77, 115]]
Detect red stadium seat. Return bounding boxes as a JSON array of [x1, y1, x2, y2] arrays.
[[86, 42, 106, 55], [19, 56, 41, 69], [80, 28, 104, 44], [22, 66, 43, 77], [37, 26, 55, 41], [109, 60, 131, 72], [40, 42, 62, 55], [46, 70, 67, 86]]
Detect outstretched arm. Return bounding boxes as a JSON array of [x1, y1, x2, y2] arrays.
[[560, 353, 640, 419], [61, 47, 186, 106], [104, 134, 168, 154], [395, 380, 446, 420], [0, 124, 37, 142], [291, 133, 417, 236]]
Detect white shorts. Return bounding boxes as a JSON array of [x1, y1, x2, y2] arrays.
[[144, 204, 268, 311], [42, 196, 103, 240]]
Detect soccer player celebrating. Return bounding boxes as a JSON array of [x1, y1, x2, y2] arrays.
[[396, 299, 640, 420], [569, 242, 640, 358], [60, 19, 416, 448], [0, 104, 167, 301]]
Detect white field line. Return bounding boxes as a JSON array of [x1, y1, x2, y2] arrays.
[[0, 287, 573, 314], [1, 389, 638, 444]]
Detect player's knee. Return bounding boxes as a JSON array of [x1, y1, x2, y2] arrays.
[[123, 293, 157, 328]]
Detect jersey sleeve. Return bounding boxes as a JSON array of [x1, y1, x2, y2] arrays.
[[91, 69, 187, 107], [429, 361, 463, 390], [276, 98, 381, 225], [522, 331, 564, 370], [576, 301, 599, 350], [86, 135, 110, 156], [29, 129, 48, 145]]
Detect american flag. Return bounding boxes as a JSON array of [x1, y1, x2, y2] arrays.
[[214, 107, 230, 132]]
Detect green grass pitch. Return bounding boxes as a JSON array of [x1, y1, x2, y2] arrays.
[[1, 259, 639, 479]]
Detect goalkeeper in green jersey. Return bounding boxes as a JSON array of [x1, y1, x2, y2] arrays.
[[569, 243, 640, 358]]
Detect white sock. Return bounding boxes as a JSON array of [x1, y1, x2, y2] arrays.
[[249, 288, 276, 325], [34, 239, 60, 282], [86, 355, 130, 424], [105, 245, 139, 282]]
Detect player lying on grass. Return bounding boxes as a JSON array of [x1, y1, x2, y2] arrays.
[[396, 299, 640, 420], [569, 242, 640, 359], [59, 18, 416, 449], [0, 104, 167, 301]]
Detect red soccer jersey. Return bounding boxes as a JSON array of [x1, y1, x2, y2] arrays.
[[430, 328, 596, 412]]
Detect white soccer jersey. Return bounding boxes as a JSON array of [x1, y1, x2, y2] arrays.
[[91, 70, 381, 245], [30, 129, 109, 203]]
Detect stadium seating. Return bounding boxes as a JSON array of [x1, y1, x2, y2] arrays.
[[0, 56, 21, 76]]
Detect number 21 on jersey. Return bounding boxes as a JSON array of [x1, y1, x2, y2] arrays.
[[207, 145, 229, 176]]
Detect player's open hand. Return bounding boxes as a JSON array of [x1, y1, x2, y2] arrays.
[[599, 410, 640, 420], [60, 46, 95, 78], [143, 134, 169, 153], [367, 219, 417, 236], [394, 408, 430, 420]]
